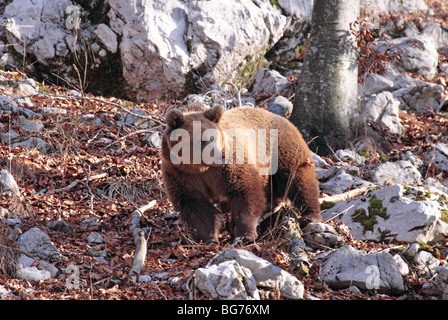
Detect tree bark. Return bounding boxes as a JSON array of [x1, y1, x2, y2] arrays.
[[290, 0, 362, 155]]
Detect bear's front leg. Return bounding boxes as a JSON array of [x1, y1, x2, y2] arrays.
[[227, 174, 267, 242], [230, 197, 262, 242], [177, 198, 221, 244]]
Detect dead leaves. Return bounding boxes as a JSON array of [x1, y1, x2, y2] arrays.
[[398, 112, 448, 153]]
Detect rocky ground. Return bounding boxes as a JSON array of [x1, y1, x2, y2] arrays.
[[0, 62, 447, 300], [0, 0, 448, 301]]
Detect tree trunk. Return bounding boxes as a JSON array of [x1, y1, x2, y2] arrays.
[[290, 0, 361, 155]]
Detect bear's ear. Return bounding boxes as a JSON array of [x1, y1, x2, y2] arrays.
[[204, 105, 224, 123], [166, 109, 185, 129]]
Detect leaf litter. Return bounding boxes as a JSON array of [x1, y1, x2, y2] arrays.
[[1, 3, 448, 298]]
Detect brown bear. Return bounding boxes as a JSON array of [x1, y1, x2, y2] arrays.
[[161, 104, 321, 243]]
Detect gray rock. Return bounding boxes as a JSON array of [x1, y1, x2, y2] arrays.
[[18, 227, 63, 262], [421, 21, 448, 51], [86, 232, 104, 244], [0, 207, 10, 219], [362, 92, 404, 136], [211, 249, 304, 299], [0, 285, 18, 299], [266, 0, 311, 66], [302, 223, 345, 249], [195, 260, 260, 300], [347, 285, 363, 295], [16, 96, 34, 108], [405, 242, 420, 256], [312, 152, 329, 167], [11, 137, 48, 153], [17, 251, 59, 279], [6, 218, 22, 228], [16, 266, 51, 281], [240, 97, 256, 107], [249, 68, 290, 95], [16, 82, 37, 95], [4, 0, 73, 64], [372, 160, 421, 187], [320, 171, 375, 195], [393, 254, 409, 276], [0, 53, 19, 70], [119, 108, 148, 127], [426, 143, 448, 172], [268, 96, 293, 118], [394, 81, 445, 114], [13, 117, 44, 133], [376, 36, 438, 80], [278, 0, 312, 22], [94, 23, 117, 54], [402, 151, 424, 170], [0, 169, 20, 197], [320, 245, 405, 294], [37, 260, 59, 278], [421, 281, 443, 296], [360, 73, 395, 96], [362, 66, 445, 114], [142, 132, 162, 148], [413, 251, 440, 278], [138, 274, 152, 283], [179, 85, 239, 109], [0, 130, 20, 143], [335, 149, 366, 165], [440, 62, 448, 77], [107, 0, 289, 101], [81, 217, 100, 227], [46, 220, 70, 233], [322, 184, 448, 243], [0, 96, 18, 114], [19, 107, 40, 118], [435, 266, 448, 300], [18, 254, 35, 268], [361, 0, 430, 15]]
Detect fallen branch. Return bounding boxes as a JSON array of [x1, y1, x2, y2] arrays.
[[48, 173, 107, 194], [128, 200, 157, 277], [129, 231, 147, 276], [319, 187, 369, 204], [102, 125, 164, 151]]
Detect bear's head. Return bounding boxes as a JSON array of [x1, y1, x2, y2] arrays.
[[163, 105, 226, 172]]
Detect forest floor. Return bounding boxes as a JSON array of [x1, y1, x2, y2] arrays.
[[0, 66, 447, 301], [1, 2, 448, 299]]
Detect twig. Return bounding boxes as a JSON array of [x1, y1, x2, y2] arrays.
[[324, 204, 355, 223], [48, 173, 107, 194], [223, 82, 242, 107], [93, 277, 110, 286], [102, 125, 164, 151], [186, 273, 197, 300], [84, 164, 95, 213], [128, 200, 157, 277], [319, 187, 369, 204]]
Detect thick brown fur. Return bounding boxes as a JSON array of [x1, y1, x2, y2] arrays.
[[161, 105, 321, 243]]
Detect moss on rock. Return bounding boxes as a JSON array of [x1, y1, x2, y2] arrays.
[[351, 195, 389, 234]]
